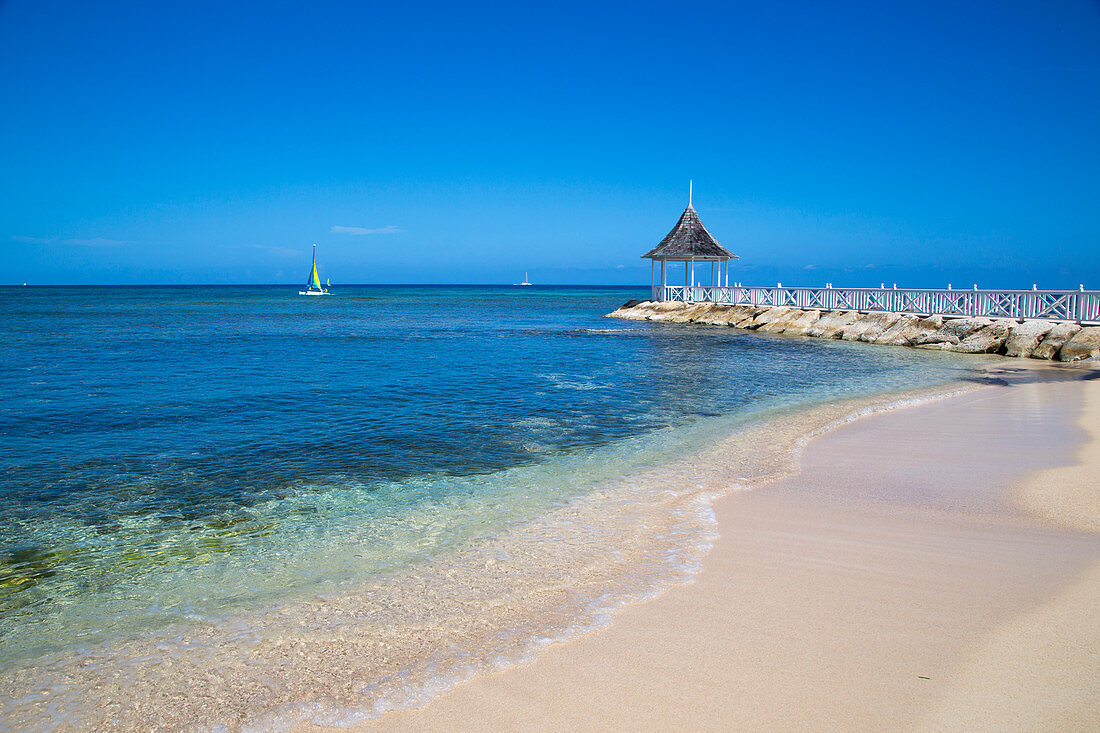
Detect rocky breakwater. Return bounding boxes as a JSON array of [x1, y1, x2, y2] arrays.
[[608, 301, 1100, 362]]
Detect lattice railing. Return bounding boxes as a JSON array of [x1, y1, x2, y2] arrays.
[[652, 285, 1099, 324]]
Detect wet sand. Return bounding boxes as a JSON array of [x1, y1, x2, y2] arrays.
[[349, 371, 1100, 732]]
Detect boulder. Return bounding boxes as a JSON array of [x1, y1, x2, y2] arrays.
[[758, 308, 808, 333], [952, 319, 1014, 354], [838, 317, 870, 341], [705, 304, 735, 322], [1003, 320, 1054, 358], [871, 314, 919, 345], [678, 303, 713, 322], [942, 317, 991, 340], [702, 305, 740, 326], [724, 305, 762, 327], [684, 303, 728, 324], [805, 311, 861, 338], [748, 306, 795, 330], [735, 306, 770, 328], [855, 312, 904, 342], [913, 331, 957, 347], [839, 311, 900, 341], [609, 304, 644, 319], [648, 302, 693, 321], [913, 317, 989, 347], [1057, 326, 1100, 362], [781, 309, 823, 336], [874, 315, 945, 346], [1031, 322, 1081, 360]]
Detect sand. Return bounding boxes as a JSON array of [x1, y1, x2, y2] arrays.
[[1016, 373, 1100, 533], [338, 371, 1100, 732]]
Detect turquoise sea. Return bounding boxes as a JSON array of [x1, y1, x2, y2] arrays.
[[0, 285, 983, 727]]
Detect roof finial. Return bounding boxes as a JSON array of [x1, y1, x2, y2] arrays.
[[689, 179, 693, 207]]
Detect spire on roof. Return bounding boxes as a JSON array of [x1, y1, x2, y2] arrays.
[[641, 188, 737, 262]]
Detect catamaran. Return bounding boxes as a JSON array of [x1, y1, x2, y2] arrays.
[[520, 272, 532, 286], [299, 244, 330, 296]]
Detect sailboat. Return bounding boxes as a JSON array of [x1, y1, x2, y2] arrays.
[[299, 244, 330, 296], [519, 272, 532, 286]]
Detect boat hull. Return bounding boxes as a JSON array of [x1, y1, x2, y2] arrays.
[[298, 290, 330, 296]]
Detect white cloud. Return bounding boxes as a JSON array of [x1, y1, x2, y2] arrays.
[[12, 235, 128, 246], [330, 224, 401, 235], [66, 238, 129, 247]]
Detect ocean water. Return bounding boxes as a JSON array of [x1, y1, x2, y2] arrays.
[[0, 285, 984, 727]]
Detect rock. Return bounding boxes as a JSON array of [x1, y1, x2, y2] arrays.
[[780, 309, 823, 336], [805, 311, 861, 338], [942, 317, 991, 340], [952, 319, 1014, 354], [706, 305, 742, 326], [648, 302, 692, 321], [719, 305, 755, 327], [913, 332, 957, 347], [913, 317, 988, 347], [604, 302, 1091, 363], [758, 308, 807, 333], [856, 312, 904, 342], [729, 306, 766, 328], [871, 314, 919, 345], [1057, 326, 1100, 362], [1032, 322, 1081, 360], [838, 311, 901, 342], [682, 303, 722, 323], [874, 315, 945, 346], [748, 306, 796, 330], [1003, 320, 1054, 358], [608, 302, 646, 319], [701, 305, 740, 326]]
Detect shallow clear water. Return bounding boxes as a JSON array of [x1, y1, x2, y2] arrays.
[[0, 285, 980, 672]]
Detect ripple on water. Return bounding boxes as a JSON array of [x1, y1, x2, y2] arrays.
[[0, 383, 984, 730], [0, 286, 986, 727]]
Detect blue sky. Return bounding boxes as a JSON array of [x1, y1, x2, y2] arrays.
[[1, 0, 1098, 286]]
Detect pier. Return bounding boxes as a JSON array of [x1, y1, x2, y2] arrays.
[[650, 284, 1100, 325], [643, 189, 1098, 325]]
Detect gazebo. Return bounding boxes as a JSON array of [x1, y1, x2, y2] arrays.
[[642, 184, 737, 301]]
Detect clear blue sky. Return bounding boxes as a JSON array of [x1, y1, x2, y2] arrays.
[[1, 0, 1098, 287]]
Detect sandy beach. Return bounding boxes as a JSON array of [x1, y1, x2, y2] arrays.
[[341, 368, 1100, 732]]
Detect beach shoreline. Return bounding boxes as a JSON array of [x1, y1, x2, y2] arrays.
[[343, 364, 1100, 732], [3, 362, 1095, 730]]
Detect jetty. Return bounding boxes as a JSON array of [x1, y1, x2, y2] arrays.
[[617, 191, 1100, 362]]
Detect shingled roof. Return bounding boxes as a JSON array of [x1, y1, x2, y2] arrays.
[[642, 203, 737, 261]]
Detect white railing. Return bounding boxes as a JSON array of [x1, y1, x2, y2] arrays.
[[651, 285, 1100, 324]]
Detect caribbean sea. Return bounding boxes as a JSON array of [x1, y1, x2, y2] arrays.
[[0, 285, 984, 727]]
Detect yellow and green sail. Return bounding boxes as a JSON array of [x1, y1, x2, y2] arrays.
[[307, 246, 323, 291]]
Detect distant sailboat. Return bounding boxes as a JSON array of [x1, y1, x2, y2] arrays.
[[520, 272, 532, 286], [299, 245, 330, 296]]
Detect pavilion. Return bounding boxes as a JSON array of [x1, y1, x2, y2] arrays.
[[642, 184, 737, 301]]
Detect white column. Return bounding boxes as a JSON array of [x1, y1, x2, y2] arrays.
[[724, 259, 729, 287]]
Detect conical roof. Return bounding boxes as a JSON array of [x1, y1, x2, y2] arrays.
[[642, 204, 737, 261]]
